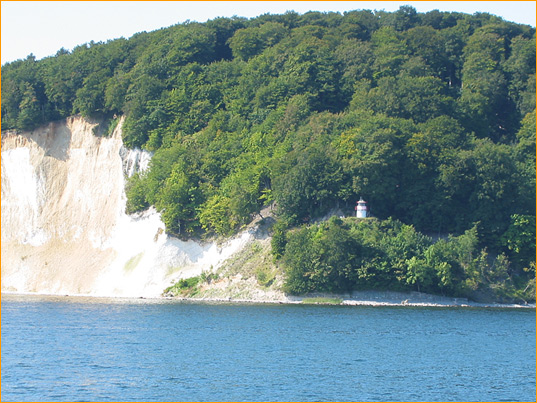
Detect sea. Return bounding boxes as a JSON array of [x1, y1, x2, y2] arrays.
[[1, 293, 535, 402]]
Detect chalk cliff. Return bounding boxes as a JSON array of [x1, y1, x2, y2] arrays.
[[1, 116, 251, 297]]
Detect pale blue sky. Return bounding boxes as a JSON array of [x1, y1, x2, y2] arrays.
[[2, 1, 536, 65]]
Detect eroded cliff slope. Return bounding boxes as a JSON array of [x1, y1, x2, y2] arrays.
[[1, 116, 251, 297]]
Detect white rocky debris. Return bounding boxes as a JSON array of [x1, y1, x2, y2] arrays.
[[119, 146, 152, 178]]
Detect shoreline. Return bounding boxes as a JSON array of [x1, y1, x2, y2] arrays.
[[2, 290, 535, 309], [168, 295, 536, 309]]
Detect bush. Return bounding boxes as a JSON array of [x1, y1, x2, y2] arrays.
[[255, 266, 276, 287], [164, 276, 201, 296], [270, 220, 288, 260]]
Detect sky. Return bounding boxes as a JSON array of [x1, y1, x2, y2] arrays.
[[2, 1, 536, 65]]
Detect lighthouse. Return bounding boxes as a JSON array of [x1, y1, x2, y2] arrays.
[[355, 198, 368, 218]]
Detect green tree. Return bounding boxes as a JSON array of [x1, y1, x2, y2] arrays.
[[104, 72, 130, 113], [198, 194, 235, 236], [72, 69, 110, 117], [501, 214, 536, 271], [282, 226, 319, 294], [403, 116, 467, 231], [503, 35, 536, 115], [366, 75, 453, 122], [155, 162, 202, 236], [470, 139, 519, 247], [17, 82, 43, 130], [333, 112, 413, 220], [404, 26, 450, 78], [371, 26, 408, 79], [272, 146, 343, 224], [314, 217, 359, 292], [392, 5, 420, 31], [513, 111, 536, 214], [459, 26, 515, 140], [125, 173, 149, 214], [405, 256, 434, 293], [271, 220, 288, 260], [339, 10, 379, 41]]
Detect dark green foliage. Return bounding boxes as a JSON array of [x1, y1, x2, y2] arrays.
[[2, 9, 534, 299], [501, 214, 536, 270], [282, 217, 431, 294], [17, 82, 43, 130], [125, 173, 149, 214], [281, 218, 534, 302], [271, 220, 288, 260], [164, 276, 202, 296], [272, 146, 344, 224], [176, 276, 201, 289]]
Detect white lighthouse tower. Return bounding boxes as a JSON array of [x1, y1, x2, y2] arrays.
[[355, 198, 368, 218]]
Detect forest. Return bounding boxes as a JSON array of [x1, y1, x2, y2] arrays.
[[2, 6, 535, 301]]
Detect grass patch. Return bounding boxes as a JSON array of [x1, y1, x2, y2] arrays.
[[124, 252, 143, 272], [255, 266, 276, 287], [164, 270, 222, 297], [302, 297, 343, 305], [164, 276, 201, 296]]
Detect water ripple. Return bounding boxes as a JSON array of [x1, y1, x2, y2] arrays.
[[1, 294, 535, 402]]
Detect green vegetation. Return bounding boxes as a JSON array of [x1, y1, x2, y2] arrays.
[[302, 297, 343, 305], [124, 252, 144, 272], [163, 269, 221, 297], [255, 265, 277, 287], [2, 7, 534, 301], [280, 216, 534, 303], [164, 276, 202, 297], [217, 239, 278, 282]]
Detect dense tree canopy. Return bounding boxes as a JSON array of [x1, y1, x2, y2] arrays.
[[281, 216, 534, 302], [2, 7, 534, 299]]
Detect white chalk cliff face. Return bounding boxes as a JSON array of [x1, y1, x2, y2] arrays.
[[1, 116, 251, 297]]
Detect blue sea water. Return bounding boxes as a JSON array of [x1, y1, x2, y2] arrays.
[[1, 294, 535, 402]]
